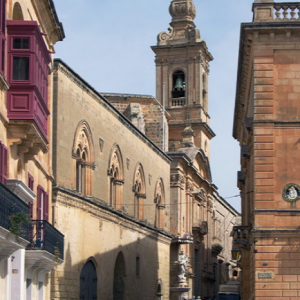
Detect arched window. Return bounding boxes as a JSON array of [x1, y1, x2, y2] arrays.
[[133, 163, 146, 220], [80, 260, 97, 300], [172, 70, 185, 99], [108, 145, 124, 209], [72, 121, 95, 195], [154, 179, 165, 229], [12, 2, 24, 20]]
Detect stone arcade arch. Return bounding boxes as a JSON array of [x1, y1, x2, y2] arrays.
[[113, 252, 126, 300], [80, 260, 97, 300]]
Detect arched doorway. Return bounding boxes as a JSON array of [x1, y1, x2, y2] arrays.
[[80, 260, 97, 300], [113, 252, 126, 300]]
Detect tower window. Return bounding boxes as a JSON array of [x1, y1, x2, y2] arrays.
[[172, 71, 185, 98]]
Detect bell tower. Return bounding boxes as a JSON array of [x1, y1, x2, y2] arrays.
[[152, 0, 215, 157]]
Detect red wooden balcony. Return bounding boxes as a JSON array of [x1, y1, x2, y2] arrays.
[[6, 20, 51, 142]]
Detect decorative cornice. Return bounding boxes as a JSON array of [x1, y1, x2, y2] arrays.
[[152, 42, 213, 64], [6, 179, 36, 204], [233, 27, 253, 140], [32, 0, 65, 45], [233, 21, 300, 140]]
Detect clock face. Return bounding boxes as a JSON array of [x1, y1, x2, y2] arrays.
[[282, 183, 300, 203]]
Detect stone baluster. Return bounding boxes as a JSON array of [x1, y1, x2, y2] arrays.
[[282, 5, 289, 19], [290, 5, 297, 20], [274, 6, 282, 20]]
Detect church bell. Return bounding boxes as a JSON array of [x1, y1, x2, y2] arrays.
[[174, 76, 184, 90]]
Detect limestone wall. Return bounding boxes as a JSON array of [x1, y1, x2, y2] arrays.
[[52, 59, 172, 299]]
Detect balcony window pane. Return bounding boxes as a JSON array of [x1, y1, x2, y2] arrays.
[[13, 56, 29, 80], [13, 38, 29, 49]]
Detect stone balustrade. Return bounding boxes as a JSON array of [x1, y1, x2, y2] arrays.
[[253, 2, 300, 22], [171, 97, 186, 107], [274, 3, 300, 20]]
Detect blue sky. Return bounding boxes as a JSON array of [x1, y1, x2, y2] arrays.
[[52, 0, 296, 212]]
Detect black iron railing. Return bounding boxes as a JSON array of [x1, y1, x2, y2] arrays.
[[27, 220, 64, 260], [0, 182, 30, 241]]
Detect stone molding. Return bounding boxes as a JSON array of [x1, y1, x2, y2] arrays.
[[54, 188, 172, 244], [6, 179, 36, 204], [233, 23, 300, 139], [32, 0, 65, 45]]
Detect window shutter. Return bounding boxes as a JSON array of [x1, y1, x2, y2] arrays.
[[3, 145, 7, 184], [0, 0, 5, 73], [28, 173, 34, 190], [0, 142, 2, 184], [1, 0, 5, 34], [44, 191, 49, 221], [37, 185, 42, 220], [0, 142, 7, 185], [29, 201, 33, 219]]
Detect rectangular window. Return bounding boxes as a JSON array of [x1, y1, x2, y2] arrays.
[[0, 141, 8, 185], [13, 38, 29, 49], [13, 56, 29, 80]]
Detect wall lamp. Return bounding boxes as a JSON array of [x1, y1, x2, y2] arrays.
[[231, 248, 241, 261]]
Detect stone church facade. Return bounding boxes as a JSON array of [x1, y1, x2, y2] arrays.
[[233, 1, 300, 299]]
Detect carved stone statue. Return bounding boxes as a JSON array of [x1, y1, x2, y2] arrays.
[[178, 249, 189, 282]]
